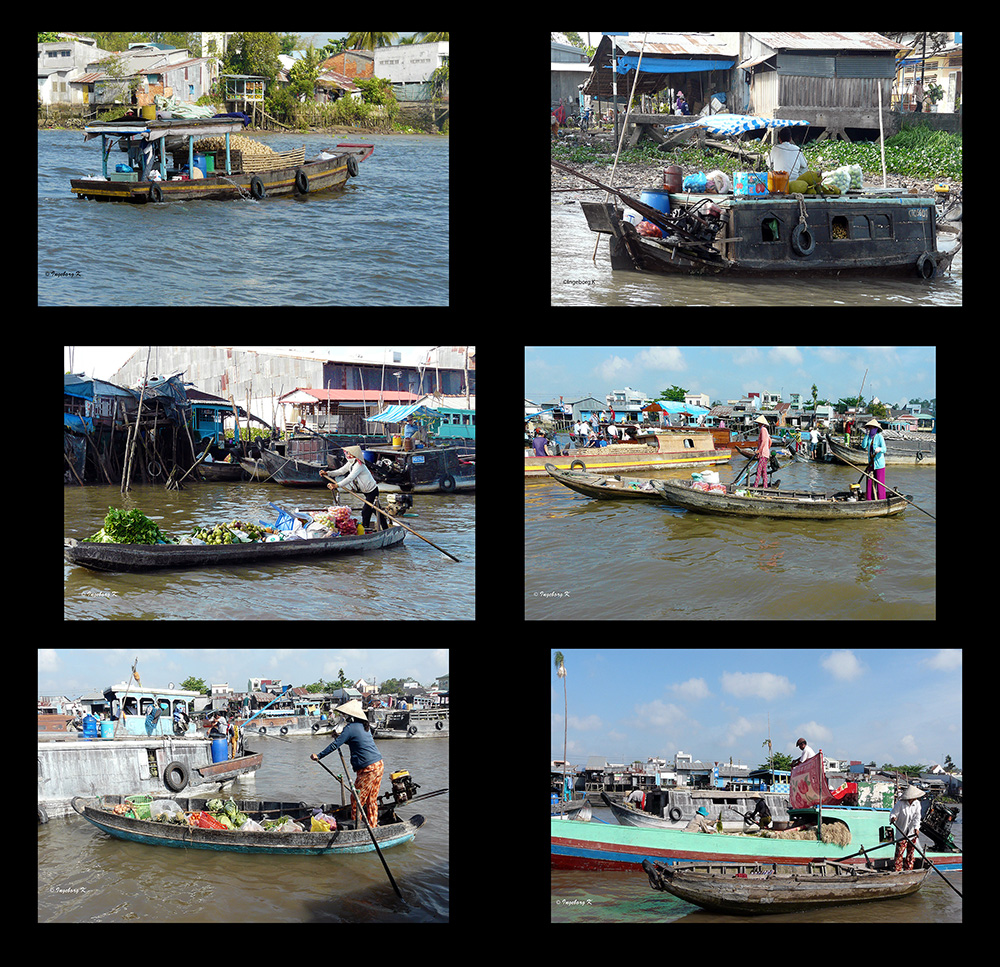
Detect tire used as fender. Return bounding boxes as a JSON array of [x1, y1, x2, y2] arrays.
[[791, 224, 815, 257]]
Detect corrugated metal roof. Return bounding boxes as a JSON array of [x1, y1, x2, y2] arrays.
[[749, 32, 907, 52], [612, 34, 734, 57]]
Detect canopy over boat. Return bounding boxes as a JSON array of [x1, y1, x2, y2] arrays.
[[83, 117, 248, 141]]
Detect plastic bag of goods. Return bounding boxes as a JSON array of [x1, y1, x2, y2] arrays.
[[151, 799, 185, 821], [848, 164, 863, 190], [822, 166, 851, 193], [637, 221, 662, 238]]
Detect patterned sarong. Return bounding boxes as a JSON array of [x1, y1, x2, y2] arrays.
[[894, 835, 916, 871], [353, 758, 384, 828]]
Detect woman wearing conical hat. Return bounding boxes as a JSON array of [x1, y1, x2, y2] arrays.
[[311, 700, 384, 828], [889, 785, 925, 872], [861, 419, 888, 501], [325, 446, 386, 531]]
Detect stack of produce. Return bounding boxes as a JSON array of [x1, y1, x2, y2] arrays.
[[191, 519, 267, 544], [193, 135, 275, 155], [84, 507, 168, 544], [200, 797, 250, 830], [320, 505, 360, 535]]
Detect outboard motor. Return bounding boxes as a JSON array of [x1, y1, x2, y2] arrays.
[[385, 492, 413, 516], [921, 800, 960, 851], [389, 770, 420, 804]]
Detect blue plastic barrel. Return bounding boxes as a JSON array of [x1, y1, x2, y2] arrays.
[[639, 188, 671, 218], [82, 714, 98, 739], [212, 738, 229, 763]]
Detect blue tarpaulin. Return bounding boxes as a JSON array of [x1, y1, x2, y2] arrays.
[[616, 56, 734, 74], [663, 114, 811, 136], [367, 404, 437, 423]]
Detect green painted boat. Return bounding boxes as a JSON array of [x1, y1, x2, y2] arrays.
[[552, 804, 962, 872]]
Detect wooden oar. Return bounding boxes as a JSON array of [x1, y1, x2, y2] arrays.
[[732, 453, 756, 487], [830, 453, 936, 521], [319, 470, 461, 562], [316, 752, 405, 901], [891, 819, 962, 898], [550, 158, 674, 234]]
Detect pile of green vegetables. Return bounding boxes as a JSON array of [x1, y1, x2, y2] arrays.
[[205, 798, 249, 829], [83, 507, 169, 544]]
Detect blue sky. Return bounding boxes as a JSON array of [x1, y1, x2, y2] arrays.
[[525, 346, 936, 409], [38, 649, 448, 698], [550, 649, 960, 771]]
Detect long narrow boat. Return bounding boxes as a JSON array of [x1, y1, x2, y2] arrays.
[[70, 117, 373, 203], [64, 521, 405, 572], [641, 859, 929, 915], [73, 794, 424, 855], [826, 433, 936, 467], [552, 805, 962, 873], [653, 479, 909, 520], [544, 463, 667, 501]]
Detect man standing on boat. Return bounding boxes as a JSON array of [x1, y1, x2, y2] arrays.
[[890, 785, 925, 871], [311, 700, 384, 828], [861, 419, 888, 500]]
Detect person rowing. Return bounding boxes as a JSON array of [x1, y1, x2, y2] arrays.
[[860, 419, 888, 500], [310, 700, 384, 829], [743, 415, 772, 487], [324, 446, 387, 531]]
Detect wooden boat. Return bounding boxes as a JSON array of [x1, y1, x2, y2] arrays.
[[641, 859, 929, 915], [70, 117, 373, 203], [526, 427, 731, 476], [544, 464, 667, 501], [63, 520, 405, 572], [582, 193, 950, 278], [197, 461, 246, 481], [653, 479, 909, 520], [72, 794, 424, 855], [553, 803, 962, 873], [826, 433, 936, 467]]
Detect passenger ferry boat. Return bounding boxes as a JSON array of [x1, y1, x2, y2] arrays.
[[70, 117, 372, 203], [526, 427, 731, 476]]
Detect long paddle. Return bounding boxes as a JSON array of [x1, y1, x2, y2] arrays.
[[550, 158, 674, 234], [314, 754, 404, 901], [828, 447, 936, 521], [319, 470, 461, 562], [891, 819, 962, 899]]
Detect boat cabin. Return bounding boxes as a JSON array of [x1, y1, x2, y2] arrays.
[[78, 117, 247, 184], [583, 189, 947, 278], [102, 683, 202, 736]]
